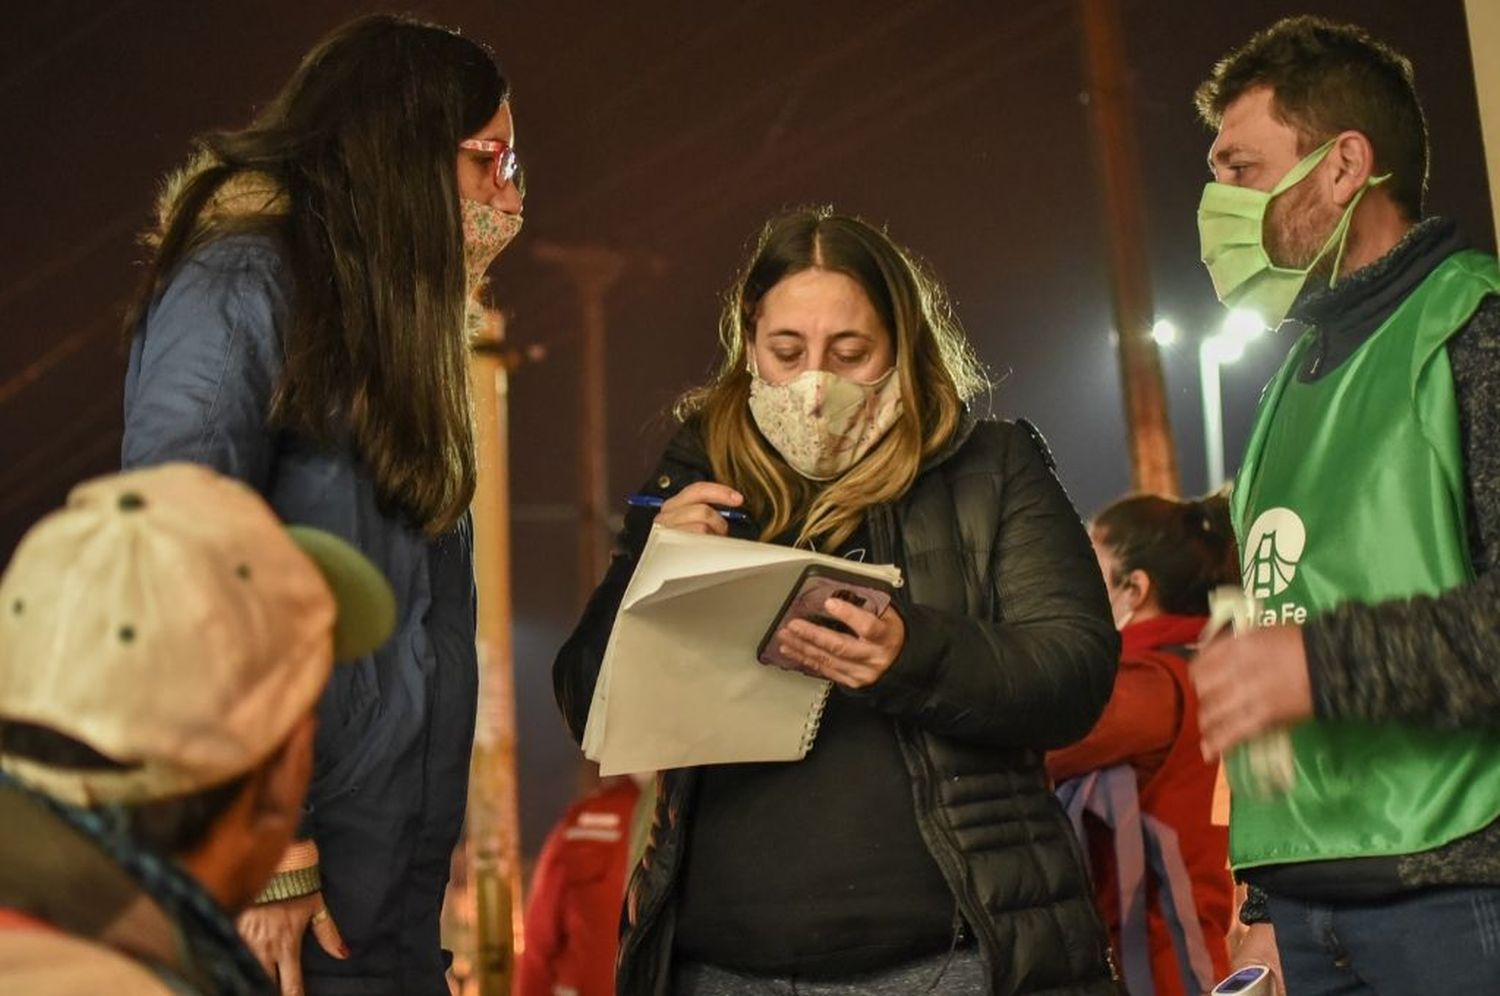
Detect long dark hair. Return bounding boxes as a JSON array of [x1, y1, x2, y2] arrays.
[[1093, 492, 1239, 617], [677, 208, 989, 551], [123, 14, 507, 535]]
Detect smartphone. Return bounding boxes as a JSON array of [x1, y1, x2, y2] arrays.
[[756, 565, 895, 669], [1210, 965, 1274, 995]]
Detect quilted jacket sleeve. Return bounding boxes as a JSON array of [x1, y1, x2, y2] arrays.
[[552, 435, 716, 744], [552, 507, 657, 744], [855, 422, 1119, 750]]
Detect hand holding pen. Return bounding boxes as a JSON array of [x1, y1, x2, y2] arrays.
[[631, 482, 747, 536]]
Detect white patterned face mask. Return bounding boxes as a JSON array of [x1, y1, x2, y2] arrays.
[[747, 363, 903, 480]]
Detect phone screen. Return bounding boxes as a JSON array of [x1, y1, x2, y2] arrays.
[[801, 585, 875, 635], [1213, 966, 1268, 994]]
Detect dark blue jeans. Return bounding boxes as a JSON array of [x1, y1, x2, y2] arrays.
[[1266, 887, 1500, 994]]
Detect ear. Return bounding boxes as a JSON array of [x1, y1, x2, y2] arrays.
[[1327, 131, 1376, 207], [1123, 568, 1153, 609]]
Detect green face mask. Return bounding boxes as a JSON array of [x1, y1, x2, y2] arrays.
[[1198, 138, 1388, 327]]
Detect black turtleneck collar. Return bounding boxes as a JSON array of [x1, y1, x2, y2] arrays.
[[1289, 217, 1467, 381]]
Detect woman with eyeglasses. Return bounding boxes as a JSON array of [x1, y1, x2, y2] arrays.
[[554, 208, 1120, 995], [120, 14, 523, 996]]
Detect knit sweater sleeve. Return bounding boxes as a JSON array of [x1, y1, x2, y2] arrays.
[[1301, 294, 1500, 726]]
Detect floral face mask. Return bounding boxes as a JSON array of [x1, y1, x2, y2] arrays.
[[461, 200, 522, 336], [462, 199, 523, 289]]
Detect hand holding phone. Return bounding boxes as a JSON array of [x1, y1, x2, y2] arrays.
[[758, 566, 897, 681]]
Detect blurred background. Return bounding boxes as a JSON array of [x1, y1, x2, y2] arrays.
[[2, 0, 1492, 876]]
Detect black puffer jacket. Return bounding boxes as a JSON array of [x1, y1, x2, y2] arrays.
[[554, 416, 1121, 995]]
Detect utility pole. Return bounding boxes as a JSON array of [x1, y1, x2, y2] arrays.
[[1079, 0, 1180, 495], [465, 308, 544, 996], [1466, 0, 1500, 252], [530, 242, 631, 604]]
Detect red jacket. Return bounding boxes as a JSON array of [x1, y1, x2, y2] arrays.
[[1048, 614, 1232, 996], [517, 779, 641, 996]]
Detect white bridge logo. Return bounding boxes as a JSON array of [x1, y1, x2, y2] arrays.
[[1242, 507, 1306, 599]]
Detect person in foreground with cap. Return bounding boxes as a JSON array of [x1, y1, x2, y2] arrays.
[[0, 463, 395, 996]]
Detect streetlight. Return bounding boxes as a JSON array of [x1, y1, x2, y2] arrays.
[[1199, 308, 1267, 490]]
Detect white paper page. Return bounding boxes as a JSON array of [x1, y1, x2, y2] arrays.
[[595, 560, 830, 773], [624, 527, 901, 611], [583, 525, 901, 769]]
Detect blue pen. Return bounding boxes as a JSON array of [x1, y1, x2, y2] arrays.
[[625, 493, 749, 522]]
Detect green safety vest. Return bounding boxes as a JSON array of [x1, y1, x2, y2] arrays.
[[1228, 250, 1500, 869]]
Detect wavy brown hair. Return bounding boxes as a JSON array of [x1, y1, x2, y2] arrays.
[[122, 14, 507, 535], [678, 208, 989, 551]]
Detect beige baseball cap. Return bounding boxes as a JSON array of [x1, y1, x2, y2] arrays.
[[0, 463, 396, 806]]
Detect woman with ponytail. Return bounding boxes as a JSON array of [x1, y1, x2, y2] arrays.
[[1048, 493, 1240, 996]]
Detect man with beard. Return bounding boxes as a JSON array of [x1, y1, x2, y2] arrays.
[[1187, 16, 1500, 995]]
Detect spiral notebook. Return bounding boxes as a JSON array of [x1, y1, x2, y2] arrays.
[[583, 525, 903, 776]]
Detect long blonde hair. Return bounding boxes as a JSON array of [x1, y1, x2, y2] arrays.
[[677, 208, 989, 551]]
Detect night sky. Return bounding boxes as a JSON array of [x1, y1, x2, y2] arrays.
[[2, 1, 1492, 853]]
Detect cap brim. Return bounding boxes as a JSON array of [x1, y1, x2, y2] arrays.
[[287, 526, 396, 661]]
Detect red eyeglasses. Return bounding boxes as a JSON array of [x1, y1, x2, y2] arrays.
[[459, 139, 524, 194]]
